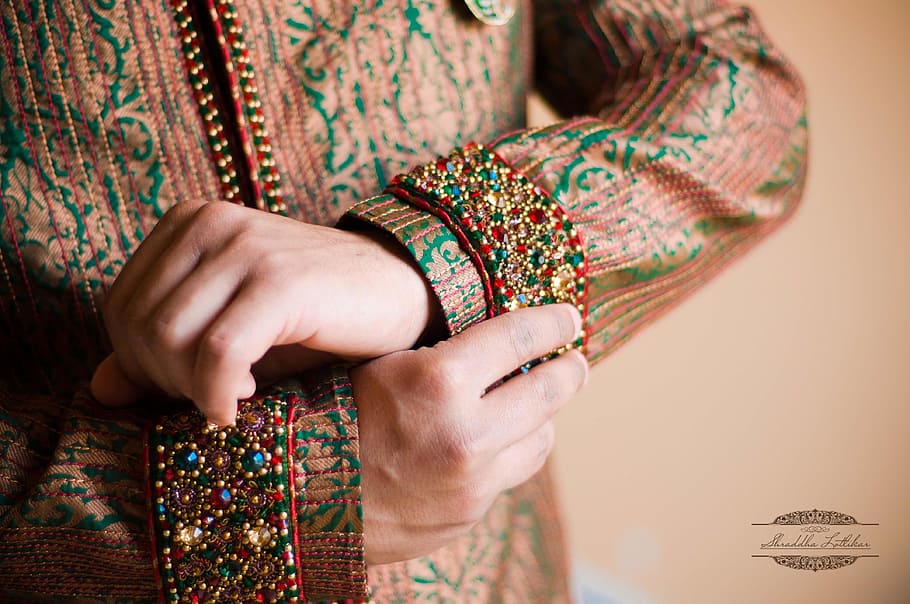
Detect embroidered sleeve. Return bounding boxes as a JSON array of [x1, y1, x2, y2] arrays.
[[344, 0, 807, 361], [149, 366, 368, 603]]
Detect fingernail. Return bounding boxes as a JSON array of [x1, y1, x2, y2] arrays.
[[571, 349, 589, 387], [569, 306, 583, 336]]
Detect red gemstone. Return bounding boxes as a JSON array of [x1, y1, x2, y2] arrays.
[[491, 226, 506, 241], [504, 288, 514, 299], [273, 491, 285, 502], [529, 209, 547, 224], [516, 244, 527, 253], [493, 277, 504, 288], [211, 488, 232, 508], [480, 243, 492, 255], [461, 217, 474, 228]]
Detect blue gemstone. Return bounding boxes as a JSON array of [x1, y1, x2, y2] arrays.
[[488, 170, 498, 180], [175, 449, 199, 471], [452, 185, 461, 195], [242, 450, 266, 473], [446, 162, 455, 172], [517, 294, 528, 304]]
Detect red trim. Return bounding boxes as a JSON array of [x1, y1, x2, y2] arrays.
[[286, 399, 307, 603]]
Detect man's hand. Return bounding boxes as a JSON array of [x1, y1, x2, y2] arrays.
[[91, 200, 438, 425], [353, 304, 587, 564]]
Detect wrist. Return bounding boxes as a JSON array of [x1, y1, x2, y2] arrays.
[[354, 227, 445, 348]]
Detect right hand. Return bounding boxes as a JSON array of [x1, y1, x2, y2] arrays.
[[352, 304, 588, 565]]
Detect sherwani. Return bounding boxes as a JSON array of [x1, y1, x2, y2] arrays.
[[0, 0, 807, 601]]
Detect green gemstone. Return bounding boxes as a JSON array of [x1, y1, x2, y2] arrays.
[[175, 449, 199, 471], [241, 450, 266, 473]]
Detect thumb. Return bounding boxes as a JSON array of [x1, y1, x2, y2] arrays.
[[91, 353, 147, 407]]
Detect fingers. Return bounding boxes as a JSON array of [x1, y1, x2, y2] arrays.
[[191, 283, 290, 425], [438, 303, 582, 390], [479, 348, 587, 450], [491, 421, 556, 492]]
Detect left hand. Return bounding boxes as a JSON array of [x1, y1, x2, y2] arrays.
[[91, 200, 440, 425]]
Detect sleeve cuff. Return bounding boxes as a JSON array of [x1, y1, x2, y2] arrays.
[[348, 143, 588, 347], [148, 366, 368, 603]]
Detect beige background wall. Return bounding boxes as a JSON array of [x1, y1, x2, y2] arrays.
[[544, 1, 910, 602]]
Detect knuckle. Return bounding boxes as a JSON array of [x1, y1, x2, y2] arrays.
[[160, 199, 203, 227], [533, 371, 560, 405], [419, 353, 464, 400], [200, 327, 244, 364], [227, 227, 261, 253], [504, 313, 539, 359], [147, 312, 184, 349], [192, 200, 232, 224]]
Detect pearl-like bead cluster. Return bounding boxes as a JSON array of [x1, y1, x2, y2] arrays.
[[170, 0, 285, 213], [151, 398, 298, 603]]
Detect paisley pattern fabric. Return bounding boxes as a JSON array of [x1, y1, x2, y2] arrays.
[[0, 0, 807, 602]]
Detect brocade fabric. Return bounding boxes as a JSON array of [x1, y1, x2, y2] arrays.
[[0, 1, 806, 602]]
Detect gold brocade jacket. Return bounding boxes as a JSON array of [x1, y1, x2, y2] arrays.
[[0, 0, 807, 602]]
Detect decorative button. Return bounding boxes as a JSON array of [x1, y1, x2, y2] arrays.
[[464, 0, 516, 26]]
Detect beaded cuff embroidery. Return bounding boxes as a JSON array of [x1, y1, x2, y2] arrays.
[[385, 143, 587, 346], [150, 397, 299, 603]]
